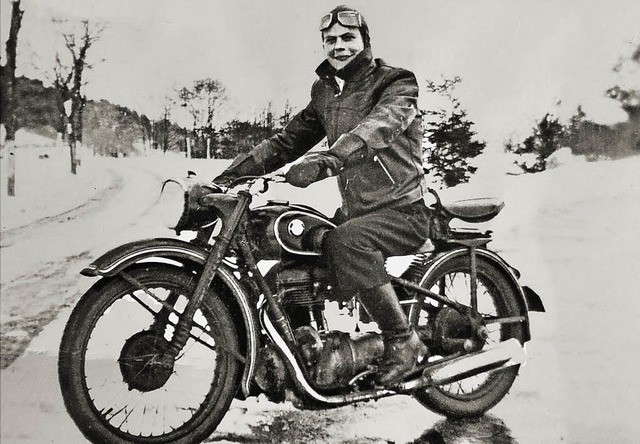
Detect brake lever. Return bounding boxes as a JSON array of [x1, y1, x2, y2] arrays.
[[259, 177, 270, 194], [254, 174, 287, 194], [226, 174, 287, 195]]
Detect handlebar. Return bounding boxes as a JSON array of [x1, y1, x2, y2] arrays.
[[218, 174, 287, 195]]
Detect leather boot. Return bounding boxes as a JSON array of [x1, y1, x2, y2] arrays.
[[359, 283, 428, 386]]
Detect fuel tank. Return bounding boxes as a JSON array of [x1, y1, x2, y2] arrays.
[[248, 201, 336, 260]]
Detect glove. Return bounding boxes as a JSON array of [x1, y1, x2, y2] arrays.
[[285, 153, 341, 188], [211, 174, 234, 188], [285, 134, 368, 188], [212, 153, 263, 187]]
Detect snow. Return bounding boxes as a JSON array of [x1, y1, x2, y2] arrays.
[[0, 131, 217, 231], [2, 131, 640, 443], [1, 146, 111, 231]]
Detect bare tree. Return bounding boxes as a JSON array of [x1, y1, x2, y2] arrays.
[[138, 113, 152, 155], [177, 86, 199, 132], [52, 19, 103, 174], [279, 100, 294, 128], [156, 97, 174, 154], [194, 78, 226, 134], [177, 78, 226, 158], [53, 52, 72, 142], [3, 0, 24, 196]]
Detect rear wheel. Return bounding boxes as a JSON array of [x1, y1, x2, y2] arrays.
[[58, 264, 241, 443], [409, 254, 526, 418]]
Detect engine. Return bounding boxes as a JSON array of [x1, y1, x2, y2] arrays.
[[269, 262, 329, 330], [249, 202, 389, 398], [255, 261, 386, 398]]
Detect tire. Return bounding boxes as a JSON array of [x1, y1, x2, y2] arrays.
[[409, 254, 526, 418], [58, 264, 241, 443]]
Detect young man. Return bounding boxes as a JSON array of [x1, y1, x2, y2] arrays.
[[214, 5, 430, 386]]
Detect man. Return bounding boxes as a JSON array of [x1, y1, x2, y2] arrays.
[[214, 5, 430, 386]]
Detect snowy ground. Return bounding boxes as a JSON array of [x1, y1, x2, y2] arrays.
[[1, 132, 639, 443]]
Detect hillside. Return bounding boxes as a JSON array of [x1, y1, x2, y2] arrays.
[[0, 67, 59, 139], [0, 67, 178, 156]]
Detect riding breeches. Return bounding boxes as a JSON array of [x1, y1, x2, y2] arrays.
[[324, 200, 430, 300]]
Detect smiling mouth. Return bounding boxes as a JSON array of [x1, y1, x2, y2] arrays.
[[334, 55, 352, 61]]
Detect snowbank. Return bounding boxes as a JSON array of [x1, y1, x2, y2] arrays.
[[0, 140, 113, 231], [0, 133, 235, 231], [545, 147, 586, 169]]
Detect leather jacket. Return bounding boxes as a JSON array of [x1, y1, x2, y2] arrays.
[[240, 48, 427, 218]]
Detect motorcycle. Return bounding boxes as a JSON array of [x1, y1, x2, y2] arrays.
[[58, 170, 544, 443]]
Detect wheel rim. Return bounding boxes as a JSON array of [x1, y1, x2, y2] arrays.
[[81, 281, 224, 439]]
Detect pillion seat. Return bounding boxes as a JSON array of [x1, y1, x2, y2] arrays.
[[440, 197, 505, 223]]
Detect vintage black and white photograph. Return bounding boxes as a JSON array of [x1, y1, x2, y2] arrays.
[[1, 1, 638, 442]]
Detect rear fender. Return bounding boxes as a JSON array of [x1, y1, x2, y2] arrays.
[[82, 237, 260, 398], [522, 286, 545, 312]]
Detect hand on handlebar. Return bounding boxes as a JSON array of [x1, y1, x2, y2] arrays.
[[285, 153, 341, 188]]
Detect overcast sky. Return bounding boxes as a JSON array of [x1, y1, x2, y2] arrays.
[[2, 0, 639, 149]]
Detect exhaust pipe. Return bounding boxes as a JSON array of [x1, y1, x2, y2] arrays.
[[264, 307, 525, 403], [400, 338, 526, 391]]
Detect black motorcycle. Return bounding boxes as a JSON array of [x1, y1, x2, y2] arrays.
[[58, 171, 544, 443]]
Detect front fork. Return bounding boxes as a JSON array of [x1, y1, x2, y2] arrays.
[[162, 191, 252, 361], [162, 190, 295, 363]]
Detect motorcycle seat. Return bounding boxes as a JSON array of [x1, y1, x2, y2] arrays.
[[441, 198, 504, 223]]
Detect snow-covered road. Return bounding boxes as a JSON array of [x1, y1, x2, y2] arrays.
[[1, 144, 639, 443]]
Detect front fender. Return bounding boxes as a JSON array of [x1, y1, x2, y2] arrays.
[[82, 237, 260, 398], [81, 238, 210, 277]]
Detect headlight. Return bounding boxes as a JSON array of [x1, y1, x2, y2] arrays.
[[158, 180, 187, 230], [158, 177, 221, 234]]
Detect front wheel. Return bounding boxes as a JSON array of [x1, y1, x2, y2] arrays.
[[409, 254, 526, 418], [58, 264, 241, 443]]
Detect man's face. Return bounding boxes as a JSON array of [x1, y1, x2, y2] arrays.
[[322, 23, 364, 70]]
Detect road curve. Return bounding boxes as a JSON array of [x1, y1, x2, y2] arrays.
[[0, 160, 168, 368]]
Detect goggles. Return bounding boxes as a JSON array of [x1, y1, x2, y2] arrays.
[[319, 11, 362, 31]]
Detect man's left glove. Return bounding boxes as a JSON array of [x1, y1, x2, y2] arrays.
[[285, 152, 341, 188], [212, 153, 263, 187], [285, 134, 368, 188]]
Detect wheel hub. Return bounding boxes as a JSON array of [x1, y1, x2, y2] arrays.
[[119, 331, 174, 392], [433, 308, 484, 353]]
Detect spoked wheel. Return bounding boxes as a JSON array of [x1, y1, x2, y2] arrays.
[[409, 254, 526, 418], [58, 264, 241, 443]]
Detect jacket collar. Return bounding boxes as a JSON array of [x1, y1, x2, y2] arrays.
[[315, 47, 376, 83]]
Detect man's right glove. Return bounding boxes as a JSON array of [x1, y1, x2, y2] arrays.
[[285, 133, 368, 188]]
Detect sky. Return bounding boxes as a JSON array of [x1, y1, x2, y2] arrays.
[[1, 0, 639, 150]]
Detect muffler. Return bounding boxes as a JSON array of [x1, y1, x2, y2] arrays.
[[400, 338, 526, 391]]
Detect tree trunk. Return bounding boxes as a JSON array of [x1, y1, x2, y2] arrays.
[[69, 140, 78, 174], [4, 0, 24, 196]]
